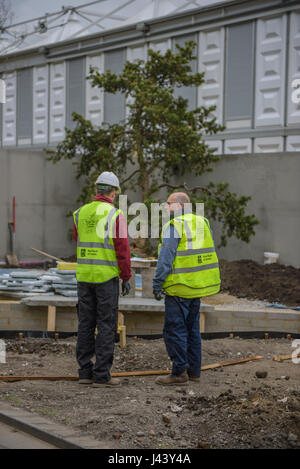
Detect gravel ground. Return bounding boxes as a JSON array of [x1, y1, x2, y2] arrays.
[[0, 335, 299, 449]]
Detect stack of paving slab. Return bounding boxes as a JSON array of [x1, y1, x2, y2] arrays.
[[0, 268, 78, 297]]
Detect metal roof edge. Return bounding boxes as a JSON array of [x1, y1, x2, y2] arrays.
[[0, 0, 298, 62]]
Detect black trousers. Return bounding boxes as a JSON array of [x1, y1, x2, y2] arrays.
[[76, 277, 119, 383]]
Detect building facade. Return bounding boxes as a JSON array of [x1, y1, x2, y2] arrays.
[[0, 0, 300, 265]]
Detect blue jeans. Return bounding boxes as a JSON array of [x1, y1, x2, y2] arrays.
[[163, 295, 202, 377]]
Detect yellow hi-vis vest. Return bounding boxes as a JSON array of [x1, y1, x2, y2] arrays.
[[73, 201, 121, 283], [158, 212, 221, 298]]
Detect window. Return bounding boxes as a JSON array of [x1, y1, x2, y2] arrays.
[[104, 49, 126, 125], [225, 22, 254, 126], [66, 57, 86, 130], [16, 68, 33, 144], [173, 34, 197, 111]]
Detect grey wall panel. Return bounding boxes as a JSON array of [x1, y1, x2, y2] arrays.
[[104, 49, 126, 125], [0, 103, 2, 147], [16, 68, 33, 142], [173, 34, 197, 111], [0, 73, 2, 146], [225, 22, 254, 121], [0, 148, 80, 261], [66, 57, 86, 130], [182, 151, 300, 268]]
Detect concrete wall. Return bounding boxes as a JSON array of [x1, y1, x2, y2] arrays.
[[184, 152, 300, 268], [0, 148, 80, 262], [1, 149, 300, 268]]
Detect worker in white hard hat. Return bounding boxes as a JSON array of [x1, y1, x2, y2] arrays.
[[73, 171, 131, 387]]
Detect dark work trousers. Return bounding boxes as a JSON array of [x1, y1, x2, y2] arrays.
[[76, 277, 119, 383], [163, 295, 202, 377]]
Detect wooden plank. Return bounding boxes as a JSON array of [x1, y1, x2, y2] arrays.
[[201, 355, 263, 370], [47, 305, 56, 332], [273, 353, 300, 362], [118, 312, 124, 326], [199, 311, 205, 333], [0, 300, 19, 304], [31, 247, 64, 262], [119, 325, 126, 349]]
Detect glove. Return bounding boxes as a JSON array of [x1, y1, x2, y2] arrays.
[[121, 280, 131, 296], [153, 289, 163, 301]]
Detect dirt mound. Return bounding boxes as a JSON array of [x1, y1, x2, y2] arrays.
[[220, 259, 300, 307]]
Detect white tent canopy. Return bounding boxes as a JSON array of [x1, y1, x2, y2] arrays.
[[0, 0, 231, 56]]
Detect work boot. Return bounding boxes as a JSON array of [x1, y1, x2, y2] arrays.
[[92, 378, 121, 388], [155, 370, 189, 386], [188, 375, 200, 382], [78, 378, 93, 385]]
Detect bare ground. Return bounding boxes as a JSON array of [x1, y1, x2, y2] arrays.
[[0, 335, 299, 449]]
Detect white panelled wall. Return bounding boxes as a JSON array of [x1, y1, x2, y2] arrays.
[[198, 28, 224, 156], [33, 65, 49, 145], [86, 54, 104, 127], [2, 71, 16, 146], [1, 11, 300, 152], [255, 15, 287, 128], [288, 11, 300, 126], [198, 28, 224, 125], [49, 62, 66, 143]]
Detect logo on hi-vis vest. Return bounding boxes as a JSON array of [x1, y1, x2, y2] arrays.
[[81, 248, 86, 257], [198, 253, 213, 264]]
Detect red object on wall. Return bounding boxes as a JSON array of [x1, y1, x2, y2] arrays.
[[13, 196, 16, 233]]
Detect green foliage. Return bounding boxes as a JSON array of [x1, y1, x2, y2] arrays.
[[47, 41, 259, 247]]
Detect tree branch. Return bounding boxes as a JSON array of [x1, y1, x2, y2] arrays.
[[120, 169, 141, 185]]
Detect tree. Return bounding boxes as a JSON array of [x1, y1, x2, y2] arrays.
[[47, 41, 259, 249], [0, 0, 13, 28]]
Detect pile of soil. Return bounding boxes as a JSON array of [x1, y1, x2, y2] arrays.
[[1, 336, 300, 449], [220, 260, 300, 307]]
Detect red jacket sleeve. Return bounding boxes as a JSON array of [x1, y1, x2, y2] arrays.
[[73, 224, 78, 242], [113, 213, 132, 282]]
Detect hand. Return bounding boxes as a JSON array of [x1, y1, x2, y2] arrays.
[[121, 280, 131, 296], [153, 289, 163, 301]]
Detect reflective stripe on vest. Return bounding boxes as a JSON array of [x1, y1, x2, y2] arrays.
[[73, 201, 121, 283], [172, 262, 219, 274], [77, 259, 119, 267], [159, 213, 221, 298]]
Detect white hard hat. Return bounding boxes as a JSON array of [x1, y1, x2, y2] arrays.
[[95, 172, 120, 191]]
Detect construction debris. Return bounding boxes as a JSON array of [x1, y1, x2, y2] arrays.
[[273, 353, 300, 362]]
